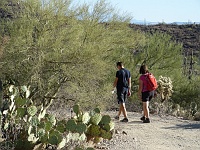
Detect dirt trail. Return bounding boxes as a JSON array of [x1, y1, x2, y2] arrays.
[[97, 111, 200, 150]]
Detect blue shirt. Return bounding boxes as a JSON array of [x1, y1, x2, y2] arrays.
[[116, 68, 130, 91]]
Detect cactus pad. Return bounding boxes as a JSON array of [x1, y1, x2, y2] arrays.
[[56, 121, 66, 133], [100, 115, 111, 124], [76, 123, 87, 134], [48, 135, 58, 145], [66, 119, 77, 132], [101, 129, 112, 140], [17, 107, 26, 117], [30, 116, 40, 127], [88, 125, 100, 136], [27, 106, 37, 116], [90, 113, 102, 125], [15, 97, 27, 107], [93, 108, 101, 113], [73, 104, 80, 115], [82, 112, 90, 124], [103, 121, 115, 131]]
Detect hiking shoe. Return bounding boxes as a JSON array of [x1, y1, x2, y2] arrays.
[[120, 118, 128, 122], [115, 116, 119, 120], [140, 116, 145, 121], [143, 118, 150, 123]]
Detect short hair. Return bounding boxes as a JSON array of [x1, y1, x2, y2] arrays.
[[139, 65, 149, 74], [116, 61, 123, 67]]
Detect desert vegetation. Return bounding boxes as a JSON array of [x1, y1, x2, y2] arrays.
[[0, 0, 199, 149]]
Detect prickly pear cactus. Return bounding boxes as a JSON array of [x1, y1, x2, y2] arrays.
[[73, 104, 80, 115], [88, 125, 101, 137], [90, 113, 102, 125], [82, 112, 91, 124], [1, 83, 115, 150], [27, 106, 37, 116], [56, 120, 66, 133], [100, 115, 111, 125], [101, 129, 112, 140], [76, 123, 87, 134], [66, 119, 77, 132]]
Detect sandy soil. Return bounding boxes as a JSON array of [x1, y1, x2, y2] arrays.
[[1, 109, 199, 150], [96, 111, 200, 150]]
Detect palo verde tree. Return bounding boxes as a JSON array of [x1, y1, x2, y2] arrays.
[[0, 0, 142, 109]]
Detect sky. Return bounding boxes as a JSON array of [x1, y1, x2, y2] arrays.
[[73, 0, 200, 23]]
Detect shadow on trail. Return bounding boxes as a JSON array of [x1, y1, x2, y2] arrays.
[[164, 123, 200, 130], [128, 121, 142, 124]]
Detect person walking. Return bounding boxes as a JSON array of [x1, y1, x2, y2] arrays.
[[113, 62, 131, 122], [138, 65, 155, 123]]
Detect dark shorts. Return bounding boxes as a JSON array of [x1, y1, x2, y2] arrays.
[[117, 89, 128, 104], [142, 91, 154, 102]]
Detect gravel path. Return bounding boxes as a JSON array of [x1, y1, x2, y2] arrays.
[[96, 111, 200, 150]]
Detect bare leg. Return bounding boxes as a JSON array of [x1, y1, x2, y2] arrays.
[[143, 101, 149, 118], [117, 104, 122, 117], [121, 103, 128, 118]]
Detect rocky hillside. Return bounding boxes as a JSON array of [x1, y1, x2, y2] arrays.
[[129, 23, 200, 57]]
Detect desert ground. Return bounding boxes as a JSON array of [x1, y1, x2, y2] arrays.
[[96, 111, 200, 150]]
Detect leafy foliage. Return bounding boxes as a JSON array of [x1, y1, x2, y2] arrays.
[[0, 0, 199, 121]]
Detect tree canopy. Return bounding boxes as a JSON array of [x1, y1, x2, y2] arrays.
[[1, 0, 197, 112]]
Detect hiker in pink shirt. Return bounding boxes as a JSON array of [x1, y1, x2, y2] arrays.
[[138, 65, 156, 123]]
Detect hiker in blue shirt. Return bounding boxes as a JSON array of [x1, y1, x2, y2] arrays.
[[113, 62, 131, 122]]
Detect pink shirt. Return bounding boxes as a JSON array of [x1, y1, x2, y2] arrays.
[[139, 74, 149, 92]]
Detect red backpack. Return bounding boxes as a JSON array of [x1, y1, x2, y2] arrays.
[[145, 73, 158, 91]]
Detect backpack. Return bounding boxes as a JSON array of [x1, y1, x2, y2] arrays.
[[145, 73, 158, 91]]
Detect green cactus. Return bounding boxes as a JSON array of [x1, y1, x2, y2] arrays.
[[101, 129, 112, 140], [56, 120, 66, 133], [109, 121, 115, 131], [15, 97, 27, 107], [66, 119, 77, 132], [30, 116, 40, 127], [40, 133, 48, 144], [17, 107, 26, 117], [93, 108, 101, 113], [93, 136, 102, 144], [38, 128, 46, 137], [20, 85, 31, 98], [88, 125, 101, 136], [27, 106, 37, 116], [48, 135, 58, 145], [2, 82, 115, 149], [90, 113, 102, 125], [76, 123, 87, 134], [49, 130, 63, 145], [73, 104, 80, 115], [45, 121, 53, 131], [82, 112, 91, 124], [103, 121, 115, 132], [47, 114, 56, 126], [100, 115, 111, 125], [15, 139, 35, 150]]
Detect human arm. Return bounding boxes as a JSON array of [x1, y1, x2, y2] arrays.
[[113, 77, 118, 90], [138, 79, 143, 100], [128, 77, 131, 96]]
